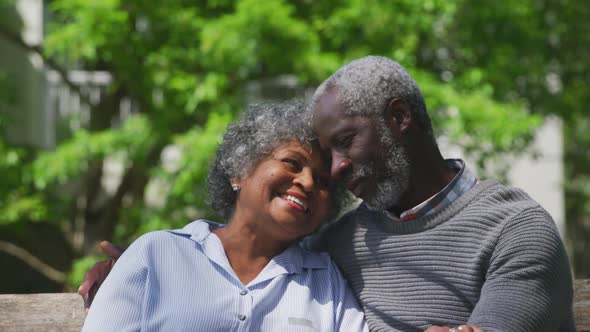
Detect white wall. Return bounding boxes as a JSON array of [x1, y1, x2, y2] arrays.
[[507, 117, 564, 235], [440, 117, 565, 237]]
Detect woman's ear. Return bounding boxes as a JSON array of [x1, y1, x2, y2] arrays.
[[230, 177, 241, 192], [385, 98, 412, 133]]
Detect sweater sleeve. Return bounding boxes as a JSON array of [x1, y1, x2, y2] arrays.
[[82, 234, 153, 332], [467, 207, 575, 331]]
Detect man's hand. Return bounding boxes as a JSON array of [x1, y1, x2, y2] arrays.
[[78, 241, 124, 310], [424, 325, 483, 332]]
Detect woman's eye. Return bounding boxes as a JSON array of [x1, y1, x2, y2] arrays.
[[282, 158, 301, 171]]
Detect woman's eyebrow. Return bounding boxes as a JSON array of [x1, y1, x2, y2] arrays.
[[279, 150, 308, 161]]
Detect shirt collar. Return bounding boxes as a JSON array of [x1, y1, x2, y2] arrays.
[[361, 159, 477, 222], [167, 219, 221, 242], [168, 220, 328, 280]]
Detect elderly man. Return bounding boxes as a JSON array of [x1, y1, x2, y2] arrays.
[[308, 56, 575, 331], [80, 56, 575, 332]]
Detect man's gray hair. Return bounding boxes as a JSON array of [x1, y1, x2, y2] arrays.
[[312, 56, 434, 138]]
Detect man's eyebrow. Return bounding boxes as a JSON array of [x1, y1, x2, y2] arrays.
[[309, 138, 329, 156]]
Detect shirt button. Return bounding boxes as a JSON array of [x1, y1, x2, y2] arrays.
[[240, 290, 248, 296], [238, 314, 246, 321]]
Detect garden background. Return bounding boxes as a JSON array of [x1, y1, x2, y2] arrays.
[[0, 0, 588, 293]]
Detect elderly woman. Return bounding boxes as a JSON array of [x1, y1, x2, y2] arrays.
[[82, 101, 367, 332]]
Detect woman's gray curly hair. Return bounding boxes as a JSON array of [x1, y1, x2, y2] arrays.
[[207, 100, 349, 221]]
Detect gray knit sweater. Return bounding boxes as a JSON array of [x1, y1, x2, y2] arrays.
[[314, 180, 575, 332]]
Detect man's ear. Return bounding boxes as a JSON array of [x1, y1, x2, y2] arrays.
[[384, 98, 411, 133]]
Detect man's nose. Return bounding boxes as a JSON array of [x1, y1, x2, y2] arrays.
[[331, 152, 351, 180]]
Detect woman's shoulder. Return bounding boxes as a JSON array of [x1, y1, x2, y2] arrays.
[[298, 245, 332, 267], [297, 246, 346, 280], [164, 219, 223, 237], [127, 219, 221, 253]]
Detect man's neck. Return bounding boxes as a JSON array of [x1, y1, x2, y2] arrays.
[[388, 151, 457, 216]]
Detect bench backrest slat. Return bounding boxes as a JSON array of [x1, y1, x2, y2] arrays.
[[0, 279, 588, 331], [575, 279, 590, 331], [0, 293, 85, 332]]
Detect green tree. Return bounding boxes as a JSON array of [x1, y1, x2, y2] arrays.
[[1, 0, 587, 291], [441, 0, 590, 277]]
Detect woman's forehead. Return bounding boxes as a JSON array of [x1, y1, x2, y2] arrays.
[[272, 140, 314, 156], [272, 141, 329, 168]]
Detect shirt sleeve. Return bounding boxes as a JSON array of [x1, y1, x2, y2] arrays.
[[82, 234, 153, 332], [330, 260, 369, 332], [467, 207, 575, 331]]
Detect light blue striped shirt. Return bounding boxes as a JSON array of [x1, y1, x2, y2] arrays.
[[83, 220, 368, 332]]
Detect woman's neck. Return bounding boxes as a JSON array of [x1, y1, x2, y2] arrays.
[[212, 218, 290, 285]]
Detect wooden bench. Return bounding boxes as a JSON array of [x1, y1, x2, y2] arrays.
[[0, 280, 588, 331]]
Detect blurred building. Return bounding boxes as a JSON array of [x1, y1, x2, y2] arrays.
[[0, 0, 135, 150], [0, 0, 48, 147]]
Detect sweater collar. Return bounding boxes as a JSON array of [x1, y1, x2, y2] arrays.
[[358, 179, 499, 234]]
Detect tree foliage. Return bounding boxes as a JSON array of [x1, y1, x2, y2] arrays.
[[0, 0, 588, 290]]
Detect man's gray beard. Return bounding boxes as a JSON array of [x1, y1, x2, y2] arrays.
[[354, 130, 410, 210]]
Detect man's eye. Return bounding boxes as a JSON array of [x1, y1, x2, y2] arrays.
[[336, 135, 353, 149]]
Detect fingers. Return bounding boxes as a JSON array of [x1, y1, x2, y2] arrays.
[[424, 326, 452, 332], [78, 261, 106, 309], [451, 325, 482, 332], [78, 276, 92, 298], [87, 276, 101, 308], [78, 241, 123, 309], [424, 325, 483, 332], [78, 277, 90, 307], [78, 259, 117, 309], [99, 241, 124, 259]]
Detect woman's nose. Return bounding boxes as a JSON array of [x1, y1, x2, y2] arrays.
[[294, 168, 315, 192]]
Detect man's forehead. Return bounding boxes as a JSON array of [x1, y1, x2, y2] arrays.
[[314, 89, 341, 111], [313, 91, 346, 127]]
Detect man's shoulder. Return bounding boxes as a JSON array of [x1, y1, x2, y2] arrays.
[[324, 207, 368, 236], [466, 180, 558, 234], [304, 207, 371, 252], [467, 180, 545, 213]]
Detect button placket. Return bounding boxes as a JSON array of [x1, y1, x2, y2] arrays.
[[236, 287, 252, 328]]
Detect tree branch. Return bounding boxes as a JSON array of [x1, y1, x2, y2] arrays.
[[101, 141, 167, 240], [0, 24, 96, 108], [0, 240, 66, 284]]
